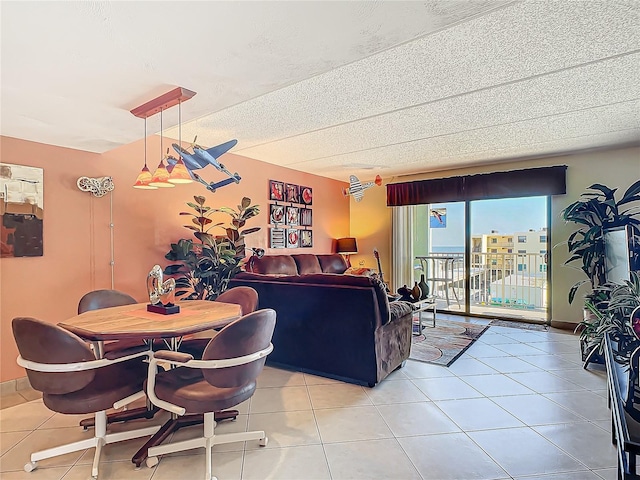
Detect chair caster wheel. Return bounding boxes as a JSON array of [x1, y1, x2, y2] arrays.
[[24, 462, 37, 472], [146, 456, 159, 468], [259, 436, 268, 447]]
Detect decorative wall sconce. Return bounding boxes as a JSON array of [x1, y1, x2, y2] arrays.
[[130, 87, 196, 190]]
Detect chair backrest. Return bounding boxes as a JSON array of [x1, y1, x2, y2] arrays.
[[215, 286, 259, 315], [12, 317, 96, 395], [201, 309, 276, 389], [78, 289, 137, 314]]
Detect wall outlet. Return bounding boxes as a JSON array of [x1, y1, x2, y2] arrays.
[[359, 260, 365, 266]]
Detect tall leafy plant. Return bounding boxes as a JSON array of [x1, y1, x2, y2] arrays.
[[577, 272, 640, 362], [164, 196, 260, 300], [562, 180, 640, 305]]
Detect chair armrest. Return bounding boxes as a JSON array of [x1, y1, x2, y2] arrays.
[[154, 350, 194, 363], [16, 349, 151, 373], [146, 343, 274, 417]]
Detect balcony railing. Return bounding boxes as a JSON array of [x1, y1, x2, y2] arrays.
[[415, 252, 547, 318]]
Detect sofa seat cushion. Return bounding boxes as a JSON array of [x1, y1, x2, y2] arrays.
[[389, 301, 413, 323]]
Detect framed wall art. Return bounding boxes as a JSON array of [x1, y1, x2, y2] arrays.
[[1, 163, 44, 258], [301, 230, 313, 248], [300, 208, 312, 227], [270, 227, 286, 248], [270, 204, 285, 224], [286, 229, 299, 248], [269, 180, 284, 202], [286, 206, 299, 226], [285, 183, 299, 203], [300, 186, 313, 205]]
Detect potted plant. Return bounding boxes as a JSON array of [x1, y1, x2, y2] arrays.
[[563, 180, 640, 305], [562, 180, 640, 363], [577, 272, 640, 365], [164, 196, 260, 300]]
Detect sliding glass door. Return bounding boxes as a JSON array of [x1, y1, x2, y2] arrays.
[[469, 196, 548, 321], [411, 196, 549, 322]]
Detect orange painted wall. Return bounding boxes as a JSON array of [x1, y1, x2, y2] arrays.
[[0, 135, 349, 381]]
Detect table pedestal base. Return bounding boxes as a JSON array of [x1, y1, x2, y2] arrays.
[[131, 409, 239, 467]]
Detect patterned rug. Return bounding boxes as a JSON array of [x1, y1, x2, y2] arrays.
[[410, 319, 489, 367]]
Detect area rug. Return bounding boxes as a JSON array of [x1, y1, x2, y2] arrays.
[[411, 320, 489, 366], [489, 319, 548, 331]]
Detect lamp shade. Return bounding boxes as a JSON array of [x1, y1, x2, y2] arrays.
[[149, 161, 175, 188], [133, 165, 157, 190], [168, 159, 193, 184], [336, 237, 358, 254]]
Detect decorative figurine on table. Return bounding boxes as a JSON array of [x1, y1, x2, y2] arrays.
[[146, 265, 180, 314]]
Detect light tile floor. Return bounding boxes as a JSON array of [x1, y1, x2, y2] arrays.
[[0, 320, 618, 480]]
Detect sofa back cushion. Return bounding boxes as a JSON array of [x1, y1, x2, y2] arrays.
[[246, 255, 298, 275], [292, 254, 322, 274], [317, 254, 348, 274]]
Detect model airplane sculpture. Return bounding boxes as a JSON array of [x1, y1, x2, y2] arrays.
[[342, 174, 382, 202], [167, 137, 241, 192]]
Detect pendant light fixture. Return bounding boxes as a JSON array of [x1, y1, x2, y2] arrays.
[[148, 108, 175, 188], [132, 117, 158, 190], [168, 100, 193, 184], [130, 87, 197, 190]]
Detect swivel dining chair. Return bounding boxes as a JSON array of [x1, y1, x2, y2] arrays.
[[179, 286, 259, 358], [144, 308, 276, 480], [77, 289, 156, 429], [12, 317, 160, 479]]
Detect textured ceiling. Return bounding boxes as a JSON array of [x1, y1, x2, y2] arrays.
[[1, 1, 638, 182]]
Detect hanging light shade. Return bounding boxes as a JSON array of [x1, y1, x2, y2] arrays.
[[133, 117, 158, 190], [133, 165, 157, 189], [149, 160, 175, 188], [148, 108, 175, 188], [168, 159, 192, 184]]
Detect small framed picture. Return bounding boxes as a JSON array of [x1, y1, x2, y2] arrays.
[[286, 229, 299, 248], [286, 206, 299, 226], [269, 180, 284, 202], [300, 208, 312, 227], [285, 183, 299, 203], [300, 186, 313, 205], [301, 230, 313, 248], [270, 228, 286, 248], [270, 204, 285, 224]]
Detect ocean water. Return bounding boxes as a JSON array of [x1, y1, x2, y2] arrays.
[[431, 246, 465, 253]]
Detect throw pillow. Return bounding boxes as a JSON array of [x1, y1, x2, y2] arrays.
[[344, 267, 376, 277]]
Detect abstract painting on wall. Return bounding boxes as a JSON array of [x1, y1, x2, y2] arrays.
[[0, 163, 44, 257]]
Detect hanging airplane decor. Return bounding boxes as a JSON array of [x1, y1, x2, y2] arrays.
[[167, 136, 241, 193], [342, 174, 382, 202]]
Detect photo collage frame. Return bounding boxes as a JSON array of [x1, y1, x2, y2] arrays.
[[269, 180, 312, 249]]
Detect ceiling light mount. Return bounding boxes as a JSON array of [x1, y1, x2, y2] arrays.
[[130, 87, 196, 119]]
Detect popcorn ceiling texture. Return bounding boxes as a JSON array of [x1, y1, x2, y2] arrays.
[[2, 1, 638, 181]]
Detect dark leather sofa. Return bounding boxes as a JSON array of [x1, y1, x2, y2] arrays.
[[228, 253, 413, 386]]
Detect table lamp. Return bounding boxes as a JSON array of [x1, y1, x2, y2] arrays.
[[336, 237, 358, 266]]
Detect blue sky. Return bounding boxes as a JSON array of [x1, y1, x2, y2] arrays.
[[430, 196, 548, 247]]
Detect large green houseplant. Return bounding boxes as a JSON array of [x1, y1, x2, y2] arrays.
[[164, 196, 260, 301], [576, 272, 640, 363], [563, 180, 640, 305], [563, 180, 640, 363]]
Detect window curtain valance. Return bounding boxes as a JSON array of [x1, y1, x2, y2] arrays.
[[386, 165, 567, 207]]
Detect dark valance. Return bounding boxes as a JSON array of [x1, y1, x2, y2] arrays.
[[386, 165, 567, 207]]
